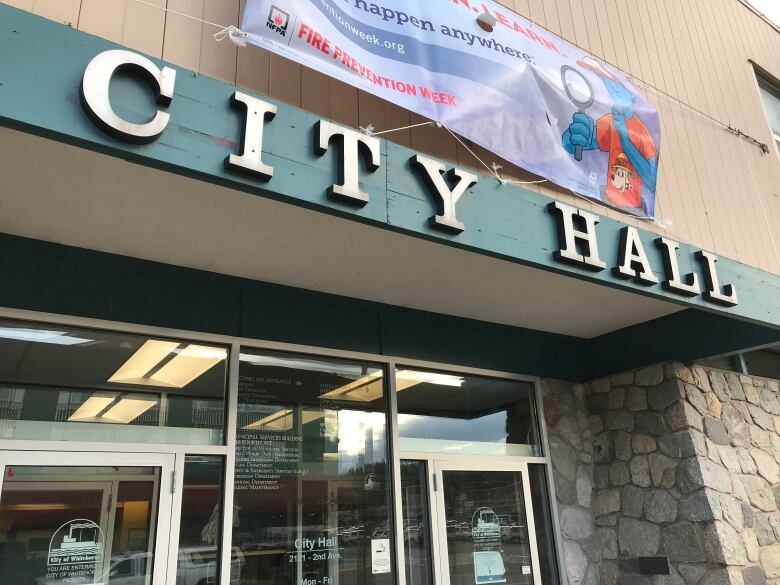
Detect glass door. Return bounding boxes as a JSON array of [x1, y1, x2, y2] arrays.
[[0, 451, 175, 585], [431, 461, 541, 585]]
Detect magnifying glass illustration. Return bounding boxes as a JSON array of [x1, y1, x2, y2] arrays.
[[561, 65, 595, 161]]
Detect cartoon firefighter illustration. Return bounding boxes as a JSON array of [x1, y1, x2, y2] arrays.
[[610, 152, 634, 194], [562, 57, 658, 210]]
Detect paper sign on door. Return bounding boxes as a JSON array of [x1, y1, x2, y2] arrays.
[[474, 550, 507, 584], [371, 538, 391, 574]]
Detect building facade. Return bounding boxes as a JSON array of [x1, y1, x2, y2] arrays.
[[0, 2, 778, 585]]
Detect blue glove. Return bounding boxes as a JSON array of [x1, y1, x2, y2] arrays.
[[562, 112, 597, 154], [611, 110, 629, 140]]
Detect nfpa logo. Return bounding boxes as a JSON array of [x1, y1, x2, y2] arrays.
[[267, 5, 290, 37]]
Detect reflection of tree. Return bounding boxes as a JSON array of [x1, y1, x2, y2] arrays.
[[342, 460, 386, 478], [233, 359, 394, 585], [201, 503, 240, 544]]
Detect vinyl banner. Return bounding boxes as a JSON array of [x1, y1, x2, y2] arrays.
[[242, 0, 661, 217]]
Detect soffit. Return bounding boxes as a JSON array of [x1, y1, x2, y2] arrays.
[[0, 127, 683, 338]]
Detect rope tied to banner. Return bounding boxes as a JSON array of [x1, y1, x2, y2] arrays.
[[364, 119, 669, 227], [131, 0, 249, 47], [213, 25, 249, 47], [359, 121, 440, 137], [119, 0, 713, 231], [362, 120, 548, 186]]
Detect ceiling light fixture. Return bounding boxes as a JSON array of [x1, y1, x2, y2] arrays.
[[101, 396, 158, 424], [318, 371, 384, 402], [150, 345, 227, 388], [395, 370, 464, 389], [12, 504, 71, 511], [109, 339, 180, 385], [317, 370, 463, 402], [108, 341, 226, 388], [243, 408, 294, 431], [68, 393, 117, 421], [0, 327, 93, 345], [302, 410, 326, 424]]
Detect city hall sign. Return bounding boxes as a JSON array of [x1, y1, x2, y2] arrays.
[[80, 49, 738, 308]]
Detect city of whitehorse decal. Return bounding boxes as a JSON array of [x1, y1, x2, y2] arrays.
[[79, 49, 738, 309]]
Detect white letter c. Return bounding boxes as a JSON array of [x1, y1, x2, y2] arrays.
[[80, 49, 176, 143]]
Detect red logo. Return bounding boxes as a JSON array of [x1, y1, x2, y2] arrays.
[[267, 6, 290, 37]]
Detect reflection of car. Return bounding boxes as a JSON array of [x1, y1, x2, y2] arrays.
[[106, 554, 149, 585], [500, 524, 526, 543], [364, 474, 380, 491], [339, 525, 365, 543], [472, 509, 501, 539], [497, 516, 526, 543], [369, 521, 424, 543], [34, 547, 244, 585], [36, 554, 150, 585], [372, 523, 389, 539], [104, 548, 244, 585], [235, 526, 302, 550], [176, 547, 244, 585], [403, 521, 423, 544], [445, 520, 469, 540]]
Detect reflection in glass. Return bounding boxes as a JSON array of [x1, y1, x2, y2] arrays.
[[0, 319, 228, 444], [441, 470, 532, 585], [176, 456, 226, 585], [400, 461, 433, 585], [395, 369, 540, 456], [0, 465, 161, 585], [528, 464, 560, 585], [232, 351, 392, 585]]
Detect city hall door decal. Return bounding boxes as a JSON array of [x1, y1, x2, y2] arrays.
[[400, 459, 545, 585], [0, 451, 175, 585]]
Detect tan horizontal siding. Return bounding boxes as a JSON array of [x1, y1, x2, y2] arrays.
[[5, 0, 780, 273]]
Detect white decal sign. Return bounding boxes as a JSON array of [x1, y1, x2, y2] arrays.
[[47, 519, 105, 584]]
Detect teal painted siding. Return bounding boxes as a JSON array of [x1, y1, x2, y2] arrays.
[[589, 311, 780, 380], [0, 5, 778, 330], [0, 233, 777, 382], [0, 232, 589, 378]]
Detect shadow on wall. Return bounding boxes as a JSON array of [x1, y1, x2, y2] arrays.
[[542, 378, 599, 585], [544, 363, 780, 585]]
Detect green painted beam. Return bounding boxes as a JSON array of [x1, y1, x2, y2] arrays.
[[588, 311, 780, 380], [0, 5, 778, 331], [0, 232, 586, 379], [0, 232, 778, 382]]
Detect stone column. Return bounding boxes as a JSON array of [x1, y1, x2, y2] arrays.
[[575, 363, 780, 585], [542, 379, 599, 585]]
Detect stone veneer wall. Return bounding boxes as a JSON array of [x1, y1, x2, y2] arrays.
[[543, 364, 780, 585], [542, 378, 599, 585], [585, 363, 780, 585]]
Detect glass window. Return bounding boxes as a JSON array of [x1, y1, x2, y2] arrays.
[[695, 354, 744, 373], [395, 369, 541, 456], [527, 464, 560, 585], [758, 77, 780, 154], [0, 319, 227, 444], [0, 465, 162, 585], [232, 350, 393, 585], [400, 460, 434, 585], [695, 344, 780, 378], [176, 456, 224, 584], [743, 347, 780, 379], [439, 469, 532, 585]]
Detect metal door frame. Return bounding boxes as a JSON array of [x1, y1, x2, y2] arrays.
[[0, 307, 566, 585], [0, 450, 176, 585], [398, 454, 543, 585]]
